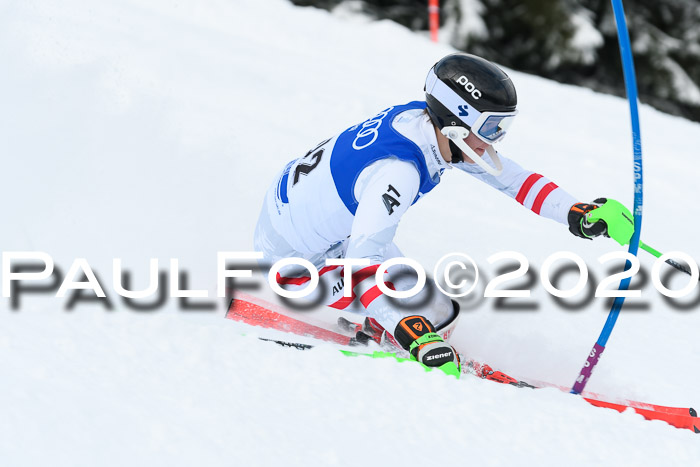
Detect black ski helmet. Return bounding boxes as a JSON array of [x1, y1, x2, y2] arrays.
[[424, 53, 518, 131]]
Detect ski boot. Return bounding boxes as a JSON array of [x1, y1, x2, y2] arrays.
[[338, 316, 391, 347], [339, 299, 462, 348]]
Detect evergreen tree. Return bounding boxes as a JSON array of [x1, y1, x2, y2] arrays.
[[288, 0, 700, 121]]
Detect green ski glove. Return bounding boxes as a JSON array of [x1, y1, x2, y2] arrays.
[[568, 198, 635, 245], [585, 198, 635, 245]]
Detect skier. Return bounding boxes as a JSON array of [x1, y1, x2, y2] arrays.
[[253, 53, 633, 376]]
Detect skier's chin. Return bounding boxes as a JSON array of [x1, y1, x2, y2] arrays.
[[462, 147, 486, 163]]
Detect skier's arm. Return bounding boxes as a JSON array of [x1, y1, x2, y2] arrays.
[[452, 152, 577, 225], [341, 158, 421, 331], [453, 153, 629, 241], [345, 158, 419, 262]]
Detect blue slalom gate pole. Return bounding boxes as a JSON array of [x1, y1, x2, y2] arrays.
[[571, 0, 644, 394]]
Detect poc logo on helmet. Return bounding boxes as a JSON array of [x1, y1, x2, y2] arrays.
[[456, 75, 482, 100]]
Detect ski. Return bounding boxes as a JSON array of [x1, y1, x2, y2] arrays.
[[225, 293, 698, 433], [255, 334, 699, 433], [225, 293, 354, 346]]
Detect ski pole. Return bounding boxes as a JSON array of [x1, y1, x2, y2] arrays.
[[586, 205, 695, 279], [639, 241, 699, 280]]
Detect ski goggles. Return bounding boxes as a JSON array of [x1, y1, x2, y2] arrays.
[[425, 68, 518, 144], [472, 111, 518, 143]]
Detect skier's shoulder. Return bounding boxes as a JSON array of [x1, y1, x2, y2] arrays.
[[354, 158, 422, 203], [364, 156, 422, 181], [389, 100, 429, 129], [389, 101, 449, 179]]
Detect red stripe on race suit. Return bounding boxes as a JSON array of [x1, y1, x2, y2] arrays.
[[328, 264, 380, 309], [352, 264, 380, 284], [359, 286, 382, 308], [359, 281, 395, 308], [531, 182, 558, 214], [329, 265, 393, 309], [276, 264, 341, 286], [515, 173, 543, 205], [329, 295, 355, 310]]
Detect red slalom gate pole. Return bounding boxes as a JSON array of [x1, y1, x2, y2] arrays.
[[429, 0, 439, 42]]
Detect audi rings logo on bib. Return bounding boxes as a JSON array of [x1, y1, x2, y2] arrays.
[[351, 107, 394, 150], [456, 76, 482, 100]]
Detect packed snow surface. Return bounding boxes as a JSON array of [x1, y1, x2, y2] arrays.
[[2, 0, 700, 465]]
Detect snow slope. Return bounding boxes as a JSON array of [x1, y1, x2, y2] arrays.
[[1, 0, 699, 465]]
